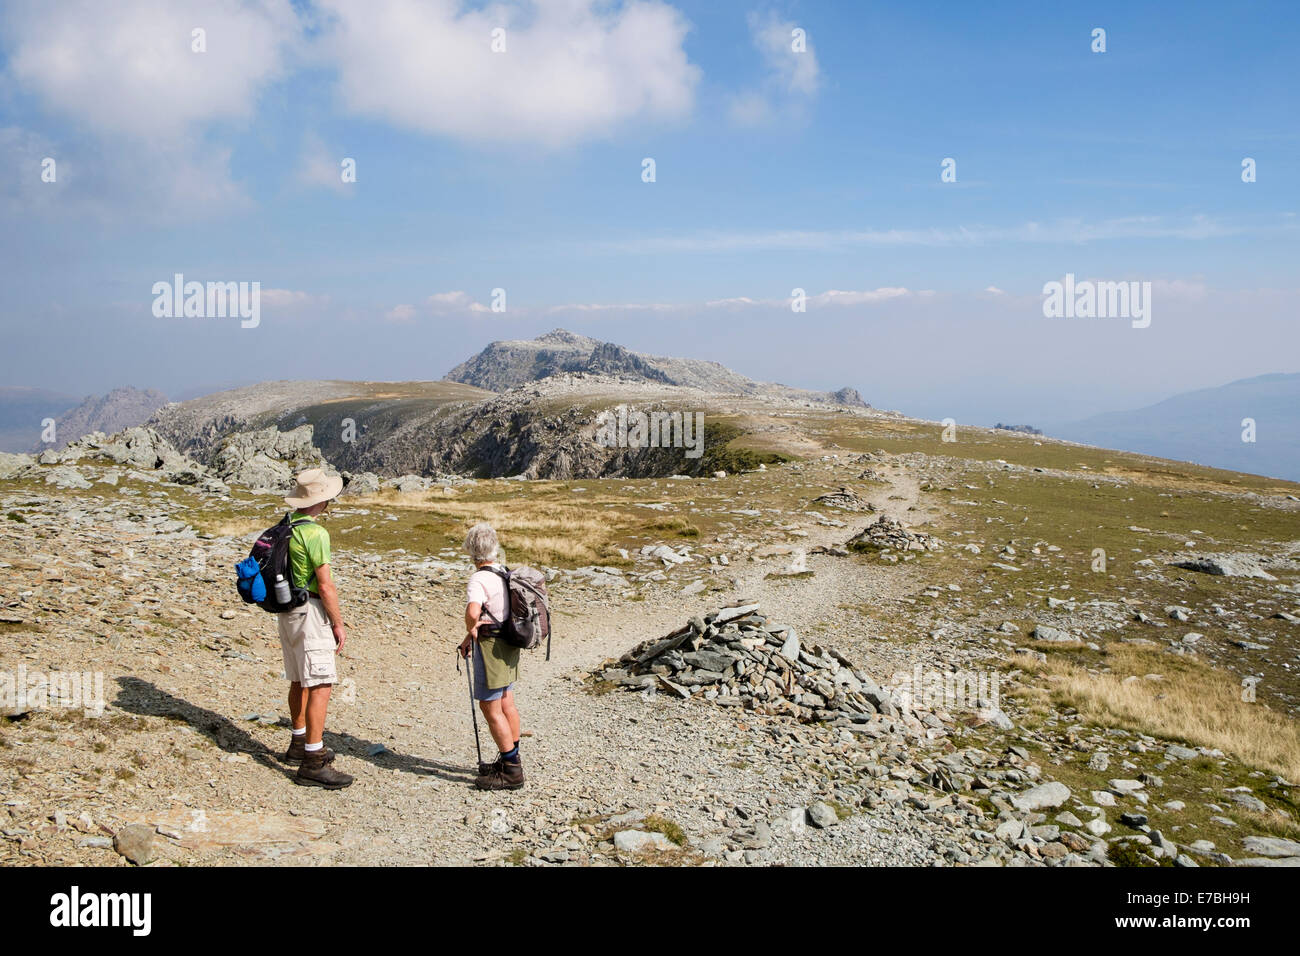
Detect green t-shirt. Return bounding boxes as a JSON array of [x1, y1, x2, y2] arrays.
[[287, 511, 331, 593]]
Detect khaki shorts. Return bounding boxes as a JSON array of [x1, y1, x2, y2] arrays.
[[277, 597, 337, 688]]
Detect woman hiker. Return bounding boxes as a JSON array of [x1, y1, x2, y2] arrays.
[[459, 523, 525, 791]]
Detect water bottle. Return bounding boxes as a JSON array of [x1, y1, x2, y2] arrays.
[[274, 573, 292, 604]]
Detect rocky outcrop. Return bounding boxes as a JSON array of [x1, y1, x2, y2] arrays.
[[212, 425, 329, 492], [584, 342, 673, 383], [0, 452, 33, 479], [446, 329, 867, 406], [61, 427, 186, 471], [828, 387, 869, 408], [445, 329, 607, 391], [31, 426, 230, 494]]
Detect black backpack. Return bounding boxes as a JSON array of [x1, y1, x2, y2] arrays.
[[236, 513, 312, 613]]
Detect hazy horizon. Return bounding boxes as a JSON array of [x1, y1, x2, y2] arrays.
[[4, 336, 1297, 437]]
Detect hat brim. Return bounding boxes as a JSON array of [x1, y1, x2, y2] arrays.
[[284, 474, 344, 508]]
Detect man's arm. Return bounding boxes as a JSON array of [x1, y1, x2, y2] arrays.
[[315, 563, 347, 653]]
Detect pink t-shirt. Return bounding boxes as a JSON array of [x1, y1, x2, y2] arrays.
[[467, 566, 508, 624]]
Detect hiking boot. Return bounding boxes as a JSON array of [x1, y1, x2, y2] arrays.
[[295, 750, 354, 790], [283, 736, 335, 764], [474, 759, 524, 791]]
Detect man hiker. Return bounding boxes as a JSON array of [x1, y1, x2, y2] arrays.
[[459, 523, 525, 791], [279, 468, 354, 789]]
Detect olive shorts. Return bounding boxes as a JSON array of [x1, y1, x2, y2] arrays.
[[472, 631, 519, 702]]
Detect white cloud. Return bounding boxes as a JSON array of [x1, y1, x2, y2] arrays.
[[1, 0, 302, 218], [3, 0, 300, 137], [428, 291, 489, 313], [543, 288, 915, 314], [748, 11, 819, 96], [316, 0, 700, 148], [808, 288, 909, 307], [547, 300, 679, 313], [296, 133, 352, 194], [383, 292, 491, 322], [586, 215, 1295, 255], [261, 289, 328, 310], [727, 11, 820, 126]]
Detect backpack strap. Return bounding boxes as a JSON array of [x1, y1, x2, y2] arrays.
[[285, 513, 315, 590]]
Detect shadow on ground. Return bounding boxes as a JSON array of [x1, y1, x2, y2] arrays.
[[114, 677, 473, 784]]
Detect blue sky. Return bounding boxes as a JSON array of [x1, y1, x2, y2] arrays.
[[1, 0, 1297, 424]]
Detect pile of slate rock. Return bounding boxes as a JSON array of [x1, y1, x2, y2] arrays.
[[597, 603, 936, 730]]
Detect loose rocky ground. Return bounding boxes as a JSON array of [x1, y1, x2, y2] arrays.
[[2, 411, 1299, 867]]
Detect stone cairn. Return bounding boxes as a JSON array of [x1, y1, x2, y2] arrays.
[[846, 515, 942, 553], [596, 604, 939, 734], [812, 487, 875, 512]]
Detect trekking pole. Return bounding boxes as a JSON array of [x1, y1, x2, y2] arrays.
[[458, 647, 483, 768]]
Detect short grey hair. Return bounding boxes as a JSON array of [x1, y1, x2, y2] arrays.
[[464, 523, 499, 564]]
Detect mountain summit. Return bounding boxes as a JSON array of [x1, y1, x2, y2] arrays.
[[446, 329, 866, 406]]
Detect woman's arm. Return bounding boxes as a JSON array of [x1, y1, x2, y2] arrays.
[[460, 600, 482, 658]]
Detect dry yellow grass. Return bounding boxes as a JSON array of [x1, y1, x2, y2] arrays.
[[199, 518, 265, 539], [336, 491, 648, 565], [422, 499, 612, 535], [429, 501, 626, 565], [341, 487, 461, 507], [1018, 646, 1300, 781]]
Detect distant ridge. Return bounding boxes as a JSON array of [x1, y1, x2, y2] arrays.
[[1052, 372, 1300, 481], [35, 386, 169, 452]]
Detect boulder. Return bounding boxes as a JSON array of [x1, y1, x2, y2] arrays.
[[343, 471, 381, 495], [806, 802, 839, 829], [1171, 554, 1276, 581], [613, 830, 673, 852], [1011, 781, 1071, 812], [1240, 836, 1300, 858], [113, 824, 157, 865]]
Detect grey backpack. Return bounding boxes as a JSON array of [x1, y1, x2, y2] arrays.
[[482, 566, 552, 659]]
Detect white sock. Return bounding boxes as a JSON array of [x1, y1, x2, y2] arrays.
[[304, 741, 323, 752], [291, 727, 306, 737]]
